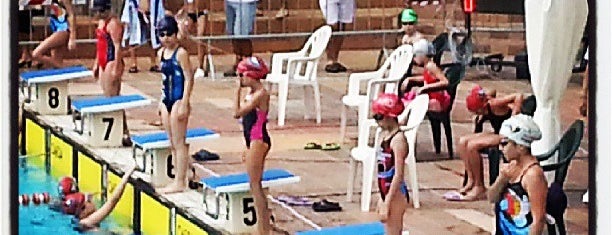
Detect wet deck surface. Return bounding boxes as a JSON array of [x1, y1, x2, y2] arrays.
[[22, 51, 589, 234]]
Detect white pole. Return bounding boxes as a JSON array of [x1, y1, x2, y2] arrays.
[[596, 0, 612, 234]]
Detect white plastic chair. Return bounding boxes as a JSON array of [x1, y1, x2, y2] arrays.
[[346, 77, 402, 212], [400, 94, 429, 209], [339, 44, 413, 142], [266, 26, 332, 127]]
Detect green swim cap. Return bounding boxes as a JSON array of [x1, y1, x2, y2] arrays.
[[401, 9, 418, 24]]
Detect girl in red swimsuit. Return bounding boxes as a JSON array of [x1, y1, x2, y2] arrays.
[[399, 39, 450, 114], [371, 93, 410, 235]]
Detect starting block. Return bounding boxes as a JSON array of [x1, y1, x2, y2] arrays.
[[71, 94, 151, 147], [131, 128, 220, 187], [297, 222, 388, 235], [20, 66, 93, 115], [200, 169, 300, 234]]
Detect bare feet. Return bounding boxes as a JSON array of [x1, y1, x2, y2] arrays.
[[462, 186, 486, 201], [458, 181, 473, 195], [156, 182, 187, 194]]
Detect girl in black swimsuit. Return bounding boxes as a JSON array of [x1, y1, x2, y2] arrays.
[[450, 85, 523, 201], [371, 93, 409, 235], [488, 114, 547, 235]]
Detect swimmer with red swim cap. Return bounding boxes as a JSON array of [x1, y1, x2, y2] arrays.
[[370, 93, 410, 235], [233, 56, 273, 235], [68, 165, 136, 231], [445, 85, 523, 201]]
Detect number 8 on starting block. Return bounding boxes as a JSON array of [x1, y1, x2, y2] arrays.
[[20, 66, 92, 115]]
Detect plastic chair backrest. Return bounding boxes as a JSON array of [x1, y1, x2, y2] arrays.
[[405, 94, 429, 130], [294, 26, 332, 80], [539, 120, 584, 185], [387, 45, 414, 79]]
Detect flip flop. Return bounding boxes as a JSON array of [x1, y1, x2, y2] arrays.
[[444, 191, 485, 201], [312, 199, 342, 212], [304, 142, 322, 150], [277, 195, 313, 206], [443, 191, 466, 201], [321, 143, 340, 151], [128, 66, 139, 73], [192, 149, 220, 161]]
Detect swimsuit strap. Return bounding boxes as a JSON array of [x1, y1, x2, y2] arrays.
[[382, 129, 402, 145], [517, 162, 540, 183]]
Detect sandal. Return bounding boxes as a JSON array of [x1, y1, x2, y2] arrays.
[[321, 143, 340, 151], [192, 149, 220, 161], [149, 65, 160, 72], [277, 195, 313, 206], [304, 142, 322, 150], [312, 199, 342, 212], [122, 134, 133, 147], [128, 66, 139, 73]]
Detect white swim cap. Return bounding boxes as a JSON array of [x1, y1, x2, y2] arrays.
[[499, 114, 542, 147], [413, 39, 435, 56]]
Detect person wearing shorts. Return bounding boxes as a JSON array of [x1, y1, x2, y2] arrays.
[[223, 0, 258, 77], [319, 0, 355, 73]]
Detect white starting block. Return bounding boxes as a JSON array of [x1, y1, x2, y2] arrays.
[[71, 94, 151, 147], [200, 169, 300, 234], [130, 128, 220, 187], [20, 66, 93, 115]]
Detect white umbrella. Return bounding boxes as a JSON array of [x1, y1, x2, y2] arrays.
[[524, 0, 588, 182]]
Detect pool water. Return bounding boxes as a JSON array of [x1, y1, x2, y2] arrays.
[[19, 157, 133, 234]]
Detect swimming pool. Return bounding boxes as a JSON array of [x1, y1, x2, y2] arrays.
[[18, 156, 133, 234]]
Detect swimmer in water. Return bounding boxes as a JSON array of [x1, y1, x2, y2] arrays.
[[66, 165, 136, 231], [233, 56, 272, 235]]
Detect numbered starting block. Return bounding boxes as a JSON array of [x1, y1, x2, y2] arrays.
[[71, 94, 151, 147], [201, 169, 300, 234], [20, 66, 92, 115], [130, 128, 220, 187]]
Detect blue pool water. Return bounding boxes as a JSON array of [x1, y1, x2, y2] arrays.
[[18, 157, 133, 234]]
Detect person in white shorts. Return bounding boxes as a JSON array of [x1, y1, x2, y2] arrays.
[[319, 0, 355, 73]]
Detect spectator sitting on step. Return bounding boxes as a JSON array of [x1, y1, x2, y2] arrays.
[[444, 85, 522, 201], [399, 8, 424, 46]]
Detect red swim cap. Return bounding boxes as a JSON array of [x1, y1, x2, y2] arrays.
[[372, 93, 405, 118], [63, 192, 86, 215], [466, 85, 487, 113], [58, 177, 78, 199], [237, 56, 269, 80]]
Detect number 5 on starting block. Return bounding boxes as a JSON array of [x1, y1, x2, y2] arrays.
[[20, 66, 92, 115], [200, 169, 300, 234]]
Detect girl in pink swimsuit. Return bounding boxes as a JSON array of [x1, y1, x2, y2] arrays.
[[233, 56, 273, 235]]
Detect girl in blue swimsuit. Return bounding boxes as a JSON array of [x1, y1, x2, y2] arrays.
[[155, 15, 195, 194], [371, 93, 410, 235], [31, 0, 77, 68], [233, 56, 272, 235]]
